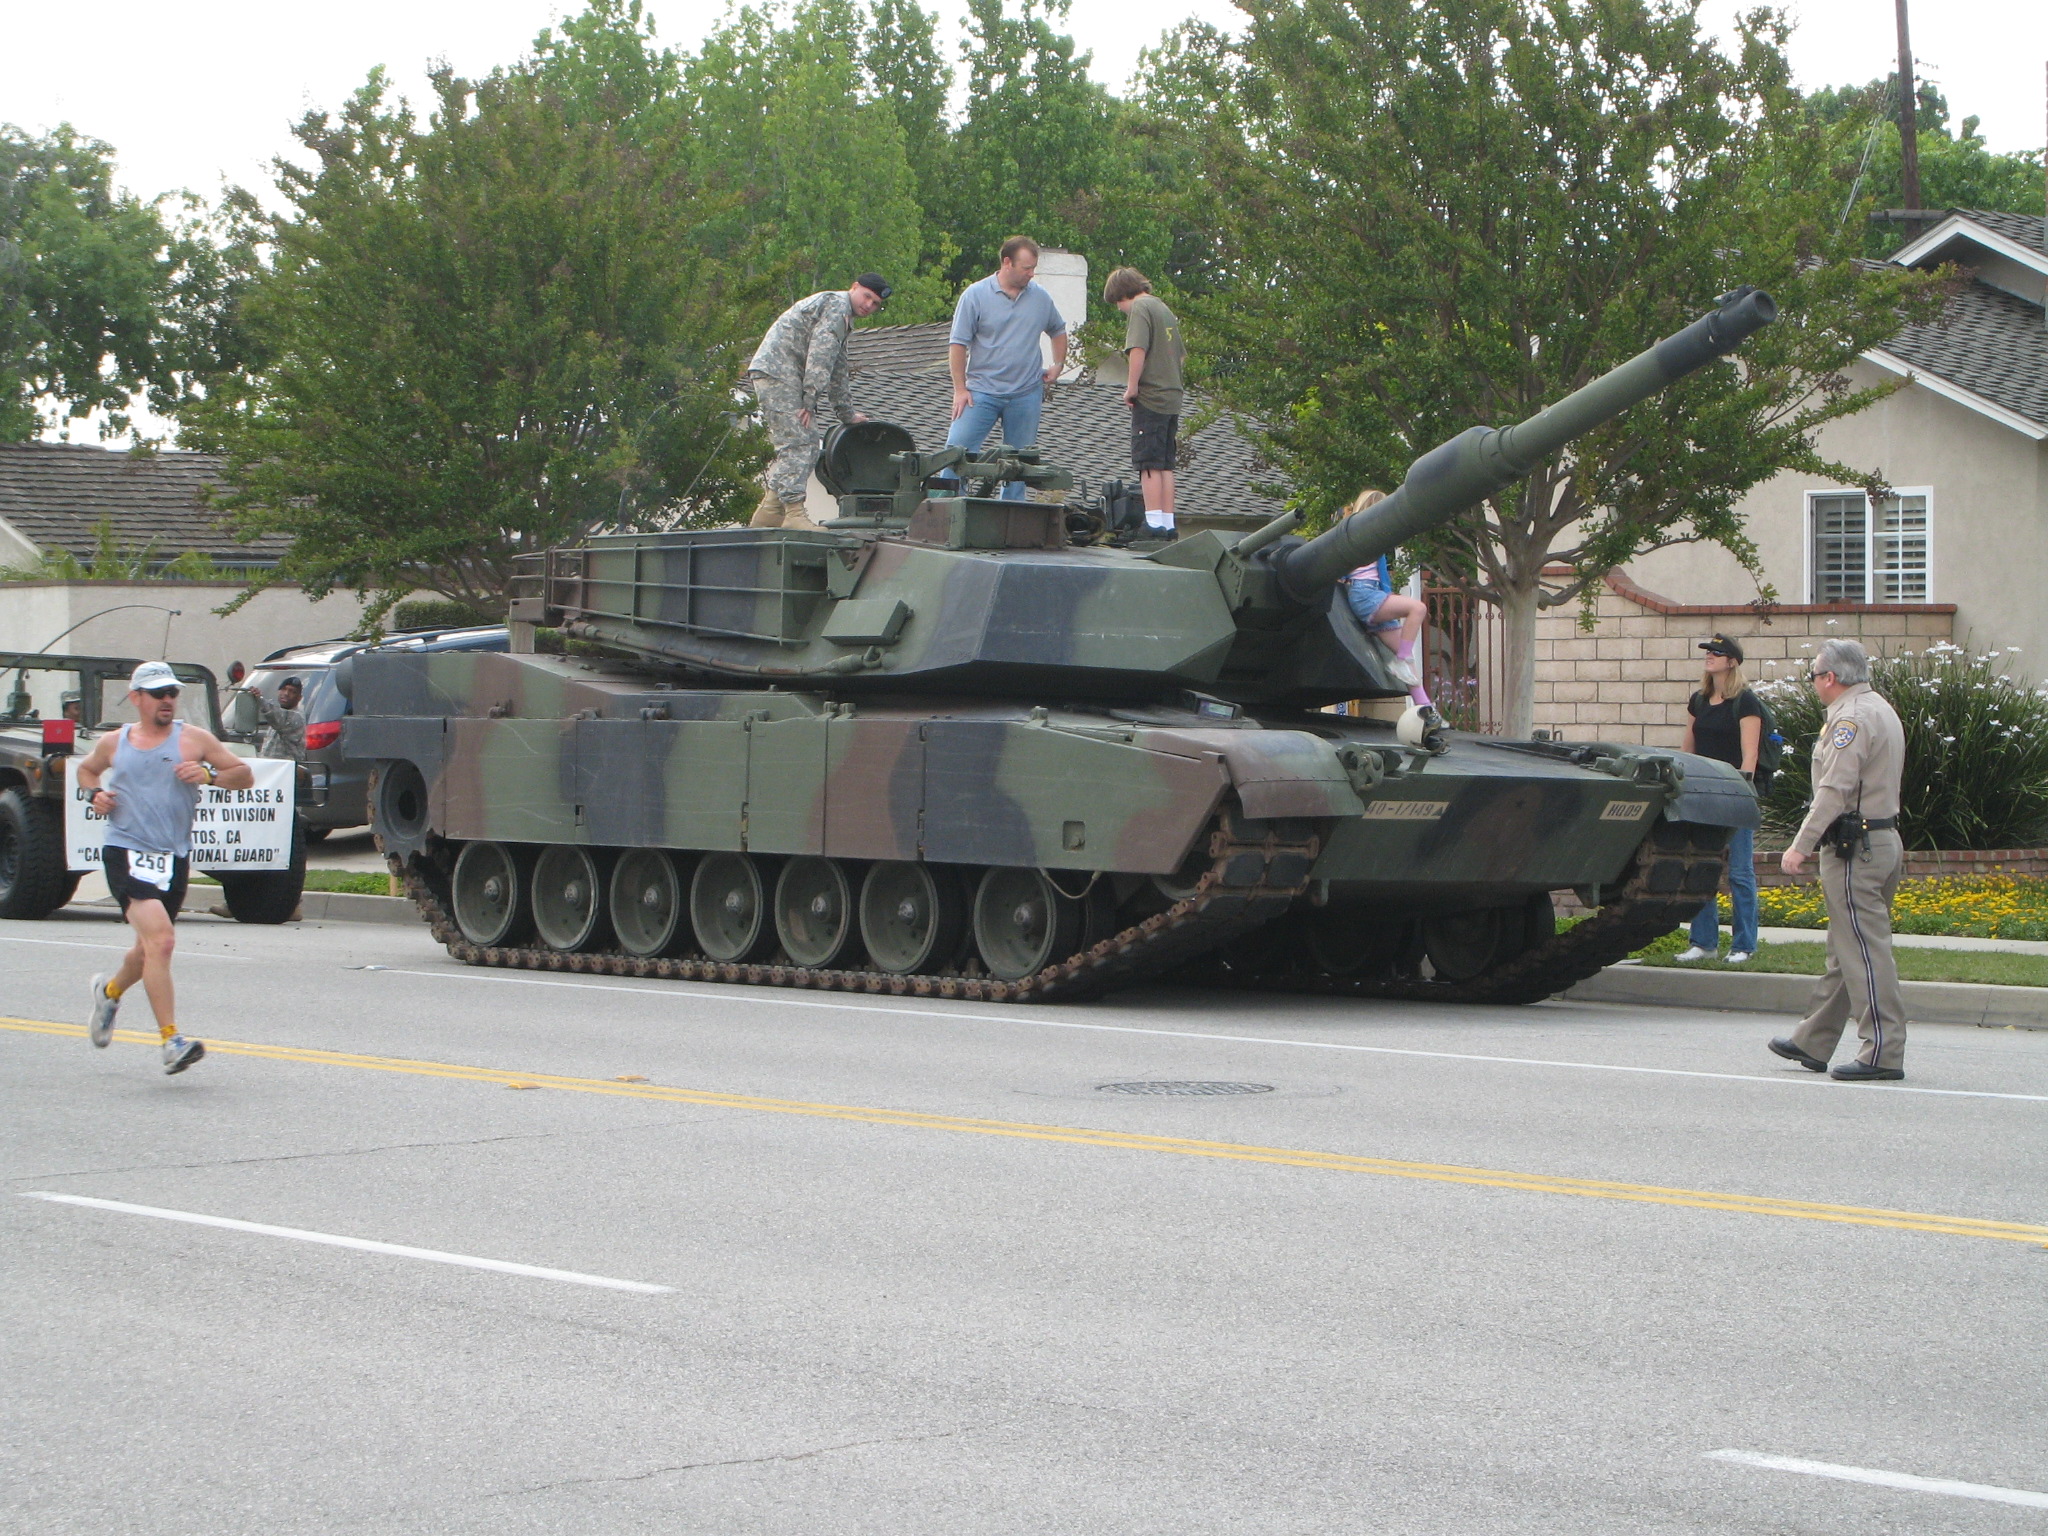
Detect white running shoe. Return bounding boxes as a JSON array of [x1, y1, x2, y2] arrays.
[[87, 974, 120, 1048], [1673, 946, 1713, 963], [1726, 951, 1753, 964], [162, 1035, 205, 1075], [1385, 654, 1421, 690]]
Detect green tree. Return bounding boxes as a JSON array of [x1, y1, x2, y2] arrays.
[[936, 0, 1168, 299], [0, 125, 185, 441], [1181, 0, 1947, 735], [1811, 80, 2046, 253], [685, 0, 941, 319], [185, 46, 771, 619]]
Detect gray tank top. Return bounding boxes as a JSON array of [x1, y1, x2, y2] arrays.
[[105, 722, 201, 857]]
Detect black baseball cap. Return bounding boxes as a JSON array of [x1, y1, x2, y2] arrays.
[[281, 675, 304, 689], [1699, 633, 1744, 663], [853, 273, 892, 303]]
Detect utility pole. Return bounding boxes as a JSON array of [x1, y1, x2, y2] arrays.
[[1894, 0, 1921, 212]]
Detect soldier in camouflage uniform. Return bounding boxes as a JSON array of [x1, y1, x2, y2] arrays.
[[746, 274, 891, 530]]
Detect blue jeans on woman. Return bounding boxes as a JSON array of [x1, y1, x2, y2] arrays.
[[944, 388, 1045, 500], [1690, 822, 1759, 954]]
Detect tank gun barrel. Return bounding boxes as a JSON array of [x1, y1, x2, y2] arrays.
[[1273, 287, 1777, 602]]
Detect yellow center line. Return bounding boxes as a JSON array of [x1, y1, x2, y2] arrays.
[[8, 1016, 2045, 1245]]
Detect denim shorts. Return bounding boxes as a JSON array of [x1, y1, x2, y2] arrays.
[[1345, 577, 1392, 627]]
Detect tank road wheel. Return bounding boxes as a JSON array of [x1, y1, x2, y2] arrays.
[[451, 841, 534, 948], [859, 862, 966, 975], [532, 845, 612, 953], [372, 759, 432, 859], [973, 867, 1087, 983], [1421, 907, 1505, 983], [690, 852, 779, 964], [610, 849, 690, 959], [775, 857, 860, 968]]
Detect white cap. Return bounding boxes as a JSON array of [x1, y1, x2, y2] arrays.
[[129, 661, 180, 692]]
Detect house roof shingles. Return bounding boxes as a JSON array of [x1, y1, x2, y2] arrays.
[[0, 442, 286, 565], [1952, 209, 2045, 254], [845, 323, 1284, 518], [1882, 278, 2048, 432], [1880, 210, 2048, 433]]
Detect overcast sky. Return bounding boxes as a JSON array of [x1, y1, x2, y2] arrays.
[[4, 0, 2043, 211]]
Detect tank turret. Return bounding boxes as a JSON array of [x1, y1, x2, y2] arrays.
[[512, 289, 1775, 710]]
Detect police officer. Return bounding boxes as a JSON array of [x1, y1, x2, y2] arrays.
[[1769, 639, 1909, 1081], [744, 274, 890, 531]]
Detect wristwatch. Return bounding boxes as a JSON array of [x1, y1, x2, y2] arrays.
[[203, 761, 217, 784]]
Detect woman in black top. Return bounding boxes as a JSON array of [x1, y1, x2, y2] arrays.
[[1676, 633, 1762, 962]]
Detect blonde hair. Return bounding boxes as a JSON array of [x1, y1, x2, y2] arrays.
[[1341, 488, 1387, 518], [1700, 661, 1750, 701]]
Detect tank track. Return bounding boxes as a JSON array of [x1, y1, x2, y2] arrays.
[[1207, 821, 1730, 1005], [389, 810, 1320, 1004]]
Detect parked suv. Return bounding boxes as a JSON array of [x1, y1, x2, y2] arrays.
[[225, 627, 508, 840]]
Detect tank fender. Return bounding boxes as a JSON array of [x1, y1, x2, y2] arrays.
[[341, 716, 450, 785], [1656, 752, 1761, 830], [1143, 728, 1360, 821]]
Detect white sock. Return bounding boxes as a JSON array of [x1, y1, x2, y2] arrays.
[[1145, 511, 1175, 532]]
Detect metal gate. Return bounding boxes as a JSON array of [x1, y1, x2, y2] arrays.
[[1422, 578, 1504, 734]]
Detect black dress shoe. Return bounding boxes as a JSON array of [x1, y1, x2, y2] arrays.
[[1830, 1061, 1905, 1082], [1768, 1037, 1829, 1073]]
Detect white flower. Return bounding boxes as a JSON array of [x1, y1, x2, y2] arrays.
[[1943, 735, 1956, 743]]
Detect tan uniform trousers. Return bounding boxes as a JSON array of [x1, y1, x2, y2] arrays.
[[1788, 828, 1908, 1070], [748, 373, 822, 504]]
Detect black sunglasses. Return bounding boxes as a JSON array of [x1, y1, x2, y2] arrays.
[[143, 685, 181, 699]]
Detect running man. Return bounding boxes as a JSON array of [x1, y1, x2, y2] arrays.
[[74, 661, 253, 1073]]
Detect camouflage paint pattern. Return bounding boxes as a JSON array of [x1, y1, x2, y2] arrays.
[[345, 292, 1777, 987]]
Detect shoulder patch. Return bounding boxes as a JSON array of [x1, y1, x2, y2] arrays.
[[1829, 722, 1858, 750]]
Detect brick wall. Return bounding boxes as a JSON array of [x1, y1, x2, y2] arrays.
[[1530, 571, 1956, 746]]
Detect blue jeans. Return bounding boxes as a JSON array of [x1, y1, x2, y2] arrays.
[[1691, 822, 1759, 953], [945, 388, 1044, 501]]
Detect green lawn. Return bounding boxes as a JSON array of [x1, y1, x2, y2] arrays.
[[191, 869, 395, 896], [1638, 944, 2048, 988]]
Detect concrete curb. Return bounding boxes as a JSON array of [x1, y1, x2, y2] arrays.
[[296, 891, 420, 925], [1565, 964, 2047, 1029]]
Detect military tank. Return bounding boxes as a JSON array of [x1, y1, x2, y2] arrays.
[[346, 288, 1775, 1003]]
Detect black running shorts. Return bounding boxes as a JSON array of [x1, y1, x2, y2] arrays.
[[1130, 406, 1179, 472], [104, 845, 191, 921]]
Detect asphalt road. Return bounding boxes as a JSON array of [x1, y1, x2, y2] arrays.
[[4, 906, 2045, 1534]]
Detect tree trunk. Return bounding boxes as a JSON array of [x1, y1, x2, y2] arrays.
[[1496, 575, 1541, 740]]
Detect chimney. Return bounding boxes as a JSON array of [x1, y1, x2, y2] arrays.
[[1035, 248, 1089, 381]]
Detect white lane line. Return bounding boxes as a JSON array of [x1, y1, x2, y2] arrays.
[[19, 1193, 672, 1294], [1706, 1449, 2048, 1510], [380, 968, 2048, 1105], [0, 935, 254, 961]]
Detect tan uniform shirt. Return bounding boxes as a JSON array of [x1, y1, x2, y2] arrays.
[[1791, 682, 1904, 855]]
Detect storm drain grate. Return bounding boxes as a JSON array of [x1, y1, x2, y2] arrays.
[[1095, 1081, 1275, 1096]]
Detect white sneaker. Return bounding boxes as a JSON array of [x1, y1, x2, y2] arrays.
[[1726, 951, 1752, 964], [87, 973, 120, 1047], [1673, 946, 1713, 963], [162, 1034, 205, 1075]]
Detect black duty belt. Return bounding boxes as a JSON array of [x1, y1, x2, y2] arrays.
[[1862, 817, 1898, 831]]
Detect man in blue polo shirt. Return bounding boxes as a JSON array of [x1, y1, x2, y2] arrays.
[[945, 236, 1069, 500]]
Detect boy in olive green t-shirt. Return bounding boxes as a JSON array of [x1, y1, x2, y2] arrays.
[[1103, 267, 1186, 535]]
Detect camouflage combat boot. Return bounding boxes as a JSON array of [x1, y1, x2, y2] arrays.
[[779, 500, 825, 532], [748, 487, 786, 528]]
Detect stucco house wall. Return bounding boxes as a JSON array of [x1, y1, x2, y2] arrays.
[[0, 581, 371, 683], [1626, 357, 2048, 677]]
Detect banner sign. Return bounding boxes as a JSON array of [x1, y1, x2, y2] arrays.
[[66, 757, 297, 872]]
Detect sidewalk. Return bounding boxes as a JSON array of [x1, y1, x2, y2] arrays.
[[1568, 965, 2045, 1028]]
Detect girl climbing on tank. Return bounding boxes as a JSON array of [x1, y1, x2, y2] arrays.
[[1339, 488, 1444, 737]]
